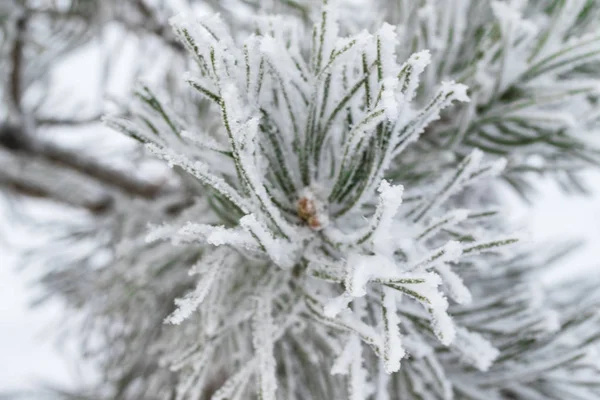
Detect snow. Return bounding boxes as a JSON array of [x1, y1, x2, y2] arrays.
[[211, 361, 255, 400], [331, 336, 356, 375], [376, 23, 400, 79], [435, 262, 472, 305], [348, 334, 373, 400], [313, 0, 340, 73], [173, 222, 261, 253], [252, 294, 278, 400], [239, 214, 298, 268], [452, 327, 499, 372], [324, 293, 354, 318], [260, 36, 307, 93], [411, 149, 482, 223], [380, 77, 399, 120], [145, 143, 250, 213], [399, 50, 432, 102], [407, 241, 463, 272], [416, 209, 469, 241], [381, 286, 404, 373], [164, 251, 226, 325], [343, 254, 398, 298], [371, 180, 404, 254]]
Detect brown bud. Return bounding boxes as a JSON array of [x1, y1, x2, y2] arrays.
[[297, 196, 321, 229]]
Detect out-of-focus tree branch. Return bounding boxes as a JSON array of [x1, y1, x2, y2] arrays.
[[0, 123, 165, 200], [9, 14, 26, 116], [33, 140, 164, 199], [114, 0, 185, 54], [36, 114, 102, 127], [0, 168, 114, 214], [0, 1, 185, 213], [0, 146, 114, 214]]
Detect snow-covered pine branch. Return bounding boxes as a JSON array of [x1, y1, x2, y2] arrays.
[[8, 0, 600, 399], [102, 2, 541, 398]]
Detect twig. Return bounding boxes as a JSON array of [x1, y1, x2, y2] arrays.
[[114, 1, 184, 53], [0, 123, 163, 199], [36, 114, 103, 127], [0, 145, 114, 214], [0, 171, 113, 214], [10, 14, 27, 115], [33, 140, 164, 199]]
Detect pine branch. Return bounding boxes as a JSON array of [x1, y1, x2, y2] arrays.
[[9, 13, 26, 116], [0, 156, 113, 214], [4, 1, 600, 399], [0, 124, 164, 201]]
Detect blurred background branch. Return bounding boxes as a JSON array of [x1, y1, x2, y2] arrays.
[[0, 0, 186, 214]]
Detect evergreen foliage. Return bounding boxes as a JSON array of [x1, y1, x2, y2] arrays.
[[2, 0, 600, 399]]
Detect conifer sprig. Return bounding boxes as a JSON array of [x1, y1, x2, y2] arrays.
[[5, 0, 599, 399], [105, 2, 535, 398]]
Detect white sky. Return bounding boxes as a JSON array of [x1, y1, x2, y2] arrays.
[[0, 252, 76, 393]]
